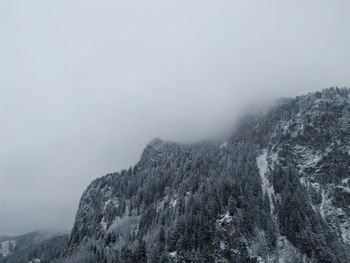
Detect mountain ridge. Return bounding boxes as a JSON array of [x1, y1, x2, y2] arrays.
[[3, 87, 350, 263], [64, 87, 350, 262]]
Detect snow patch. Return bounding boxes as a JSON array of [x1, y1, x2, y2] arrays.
[[156, 199, 165, 212], [170, 195, 177, 208], [100, 217, 107, 231], [257, 150, 275, 214], [294, 145, 322, 173], [341, 178, 349, 186], [337, 185, 350, 194], [217, 211, 233, 225], [339, 222, 350, 244], [169, 251, 177, 257], [220, 142, 228, 148], [319, 187, 350, 244], [0, 240, 16, 257], [103, 197, 119, 211], [219, 241, 226, 250], [299, 177, 307, 186], [275, 235, 306, 263], [256, 256, 265, 263], [107, 215, 141, 235], [320, 190, 328, 219], [157, 194, 178, 212]]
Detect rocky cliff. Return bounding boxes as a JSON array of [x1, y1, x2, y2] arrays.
[[41, 88, 350, 262]]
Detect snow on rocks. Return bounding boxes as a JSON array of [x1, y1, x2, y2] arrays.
[[220, 142, 228, 148], [257, 150, 276, 214], [216, 212, 235, 236], [293, 145, 322, 174], [217, 211, 233, 225], [341, 178, 349, 186], [319, 186, 350, 244], [156, 193, 178, 212], [170, 195, 178, 208], [0, 240, 16, 257]]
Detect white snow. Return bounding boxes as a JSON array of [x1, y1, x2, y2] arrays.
[[337, 185, 350, 194], [157, 194, 177, 212], [320, 190, 328, 219], [103, 197, 119, 211], [341, 178, 349, 185], [310, 182, 320, 191], [217, 211, 233, 225], [338, 219, 350, 244], [319, 187, 350, 244], [257, 150, 275, 214], [170, 196, 177, 208], [256, 256, 265, 263], [268, 152, 279, 169], [340, 223, 350, 244], [0, 240, 16, 257], [299, 177, 306, 186], [220, 142, 228, 148], [107, 214, 141, 235], [294, 145, 322, 174], [299, 179, 319, 212], [275, 235, 306, 263], [219, 241, 226, 250], [169, 251, 177, 257], [156, 199, 165, 212], [100, 217, 107, 231]]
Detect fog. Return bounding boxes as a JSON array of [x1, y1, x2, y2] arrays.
[[1, 0, 350, 235]]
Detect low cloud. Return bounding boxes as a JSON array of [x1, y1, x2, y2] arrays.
[[1, 0, 350, 235]]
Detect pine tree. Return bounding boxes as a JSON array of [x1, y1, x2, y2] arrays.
[[134, 239, 147, 263]]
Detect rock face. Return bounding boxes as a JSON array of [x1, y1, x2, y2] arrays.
[[230, 87, 350, 262], [53, 88, 350, 262]]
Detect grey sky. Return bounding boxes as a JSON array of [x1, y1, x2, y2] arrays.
[[1, 0, 350, 235]]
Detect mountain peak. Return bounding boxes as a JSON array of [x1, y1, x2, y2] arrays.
[[147, 137, 163, 147], [13, 88, 350, 263]]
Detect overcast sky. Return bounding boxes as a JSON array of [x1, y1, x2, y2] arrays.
[[1, 0, 350, 236]]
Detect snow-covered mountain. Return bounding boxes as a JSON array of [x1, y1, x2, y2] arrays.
[[0, 240, 16, 258], [8, 87, 350, 262], [0, 231, 67, 263], [0, 231, 51, 258], [230, 87, 350, 262]]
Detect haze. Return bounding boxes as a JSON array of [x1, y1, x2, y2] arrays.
[[1, 0, 350, 235]]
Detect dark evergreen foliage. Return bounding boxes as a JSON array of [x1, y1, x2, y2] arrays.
[[4, 88, 350, 262]]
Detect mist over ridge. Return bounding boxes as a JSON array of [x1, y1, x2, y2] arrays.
[[1, 0, 350, 237]]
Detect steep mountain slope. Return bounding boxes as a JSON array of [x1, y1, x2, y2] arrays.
[[53, 88, 350, 262], [65, 141, 266, 262], [231, 87, 350, 262]]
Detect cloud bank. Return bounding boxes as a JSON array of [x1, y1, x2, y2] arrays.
[[1, 0, 350, 235]]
